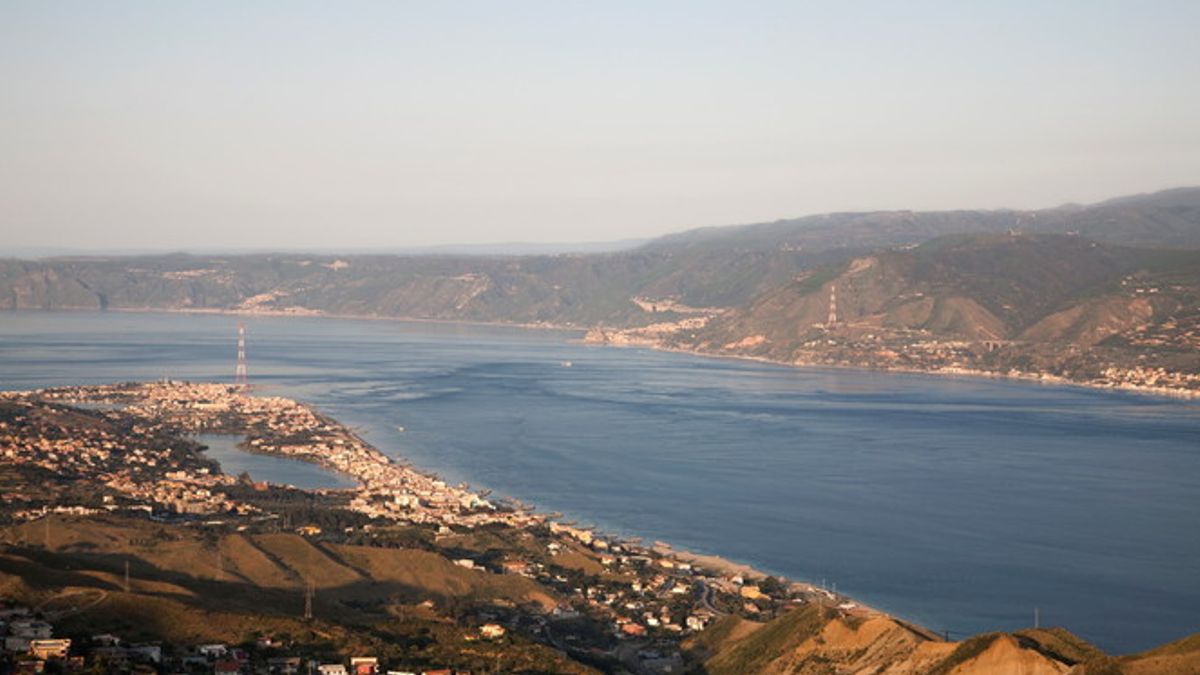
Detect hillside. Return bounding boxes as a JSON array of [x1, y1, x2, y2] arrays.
[[682, 234, 1200, 343], [648, 186, 1200, 252], [0, 247, 839, 327], [0, 515, 587, 673], [3, 187, 1200, 393], [3, 187, 1197, 321], [691, 606, 1200, 675], [6, 515, 1198, 674], [600, 233, 1200, 394]]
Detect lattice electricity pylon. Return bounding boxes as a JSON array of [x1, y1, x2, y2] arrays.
[[235, 322, 248, 387], [827, 285, 838, 326]]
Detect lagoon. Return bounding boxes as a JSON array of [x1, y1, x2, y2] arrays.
[[194, 433, 356, 490]]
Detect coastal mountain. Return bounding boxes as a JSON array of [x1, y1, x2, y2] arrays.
[[4, 187, 1198, 320], [611, 233, 1200, 391], [670, 233, 1200, 347], [0, 248, 813, 326], [647, 185, 1200, 253], [3, 186, 1200, 393]]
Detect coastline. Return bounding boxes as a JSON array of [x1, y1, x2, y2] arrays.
[[7, 308, 1196, 627], [580, 338, 1200, 402], [153, 381, 908, 629], [11, 377, 918, 652], [7, 313, 1198, 655], [11, 305, 1197, 400], [281, 401, 913, 630]]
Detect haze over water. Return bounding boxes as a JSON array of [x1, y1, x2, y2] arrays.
[[1, 311, 1197, 652]]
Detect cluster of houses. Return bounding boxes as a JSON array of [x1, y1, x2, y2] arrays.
[[470, 521, 823, 672], [29, 381, 550, 529], [1, 606, 73, 672], [0, 392, 246, 520], [0, 603, 146, 673], [1100, 365, 1200, 392], [0, 603, 477, 675]]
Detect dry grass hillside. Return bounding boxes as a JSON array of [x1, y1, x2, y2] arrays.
[[0, 515, 584, 672], [1, 515, 554, 611], [690, 605, 1199, 675]]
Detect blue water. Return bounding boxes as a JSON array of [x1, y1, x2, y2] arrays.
[[195, 434, 356, 490], [0, 311, 1197, 653]]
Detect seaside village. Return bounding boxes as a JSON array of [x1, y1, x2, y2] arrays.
[[0, 381, 839, 674], [16, 381, 527, 529]]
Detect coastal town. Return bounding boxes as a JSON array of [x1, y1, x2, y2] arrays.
[[20, 380, 536, 529], [0, 381, 846, 674], [587, 306, 1200, 399]]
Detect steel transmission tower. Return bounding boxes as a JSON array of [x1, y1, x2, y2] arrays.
[[235, 322, 248, 387], [827, 285, 838, 326]]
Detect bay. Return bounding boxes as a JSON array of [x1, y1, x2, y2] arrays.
[[1, 310, 1197, 652]]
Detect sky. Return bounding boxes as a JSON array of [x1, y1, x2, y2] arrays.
[[1, 1, 1198, 251]]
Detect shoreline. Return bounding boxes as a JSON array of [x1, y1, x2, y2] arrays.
[[7, 312, 1196, 654], [579, 338, 1200, 402], [15, 377, 916, 647], [11, 305, 1197, 401], [7, 308, 1196, 625], [164, 382, 906, 630], [292, 406, 912, 632]]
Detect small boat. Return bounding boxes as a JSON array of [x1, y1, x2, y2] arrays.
[[395, 425, 405, 432], [560, 360, 573, 367]]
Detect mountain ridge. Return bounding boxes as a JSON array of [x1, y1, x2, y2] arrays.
[[4, 186, 1200, 394]]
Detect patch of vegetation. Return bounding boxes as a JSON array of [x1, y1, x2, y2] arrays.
[[793, 263, 845, 295], [1015, 627, 1106, 665], [925, 633, 1002, 675], [705, 606, 826, 675]]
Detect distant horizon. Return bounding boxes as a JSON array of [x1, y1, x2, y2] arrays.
[[1, 183, 1194, 258]]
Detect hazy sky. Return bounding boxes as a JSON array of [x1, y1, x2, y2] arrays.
[[2, 1, 1198, 251]]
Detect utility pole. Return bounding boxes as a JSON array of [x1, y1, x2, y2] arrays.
[[124, 560, 130, 592], [303, 580, 314, 620], [216, 546, 224, 581], [1034, 607, 1040, 629]]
